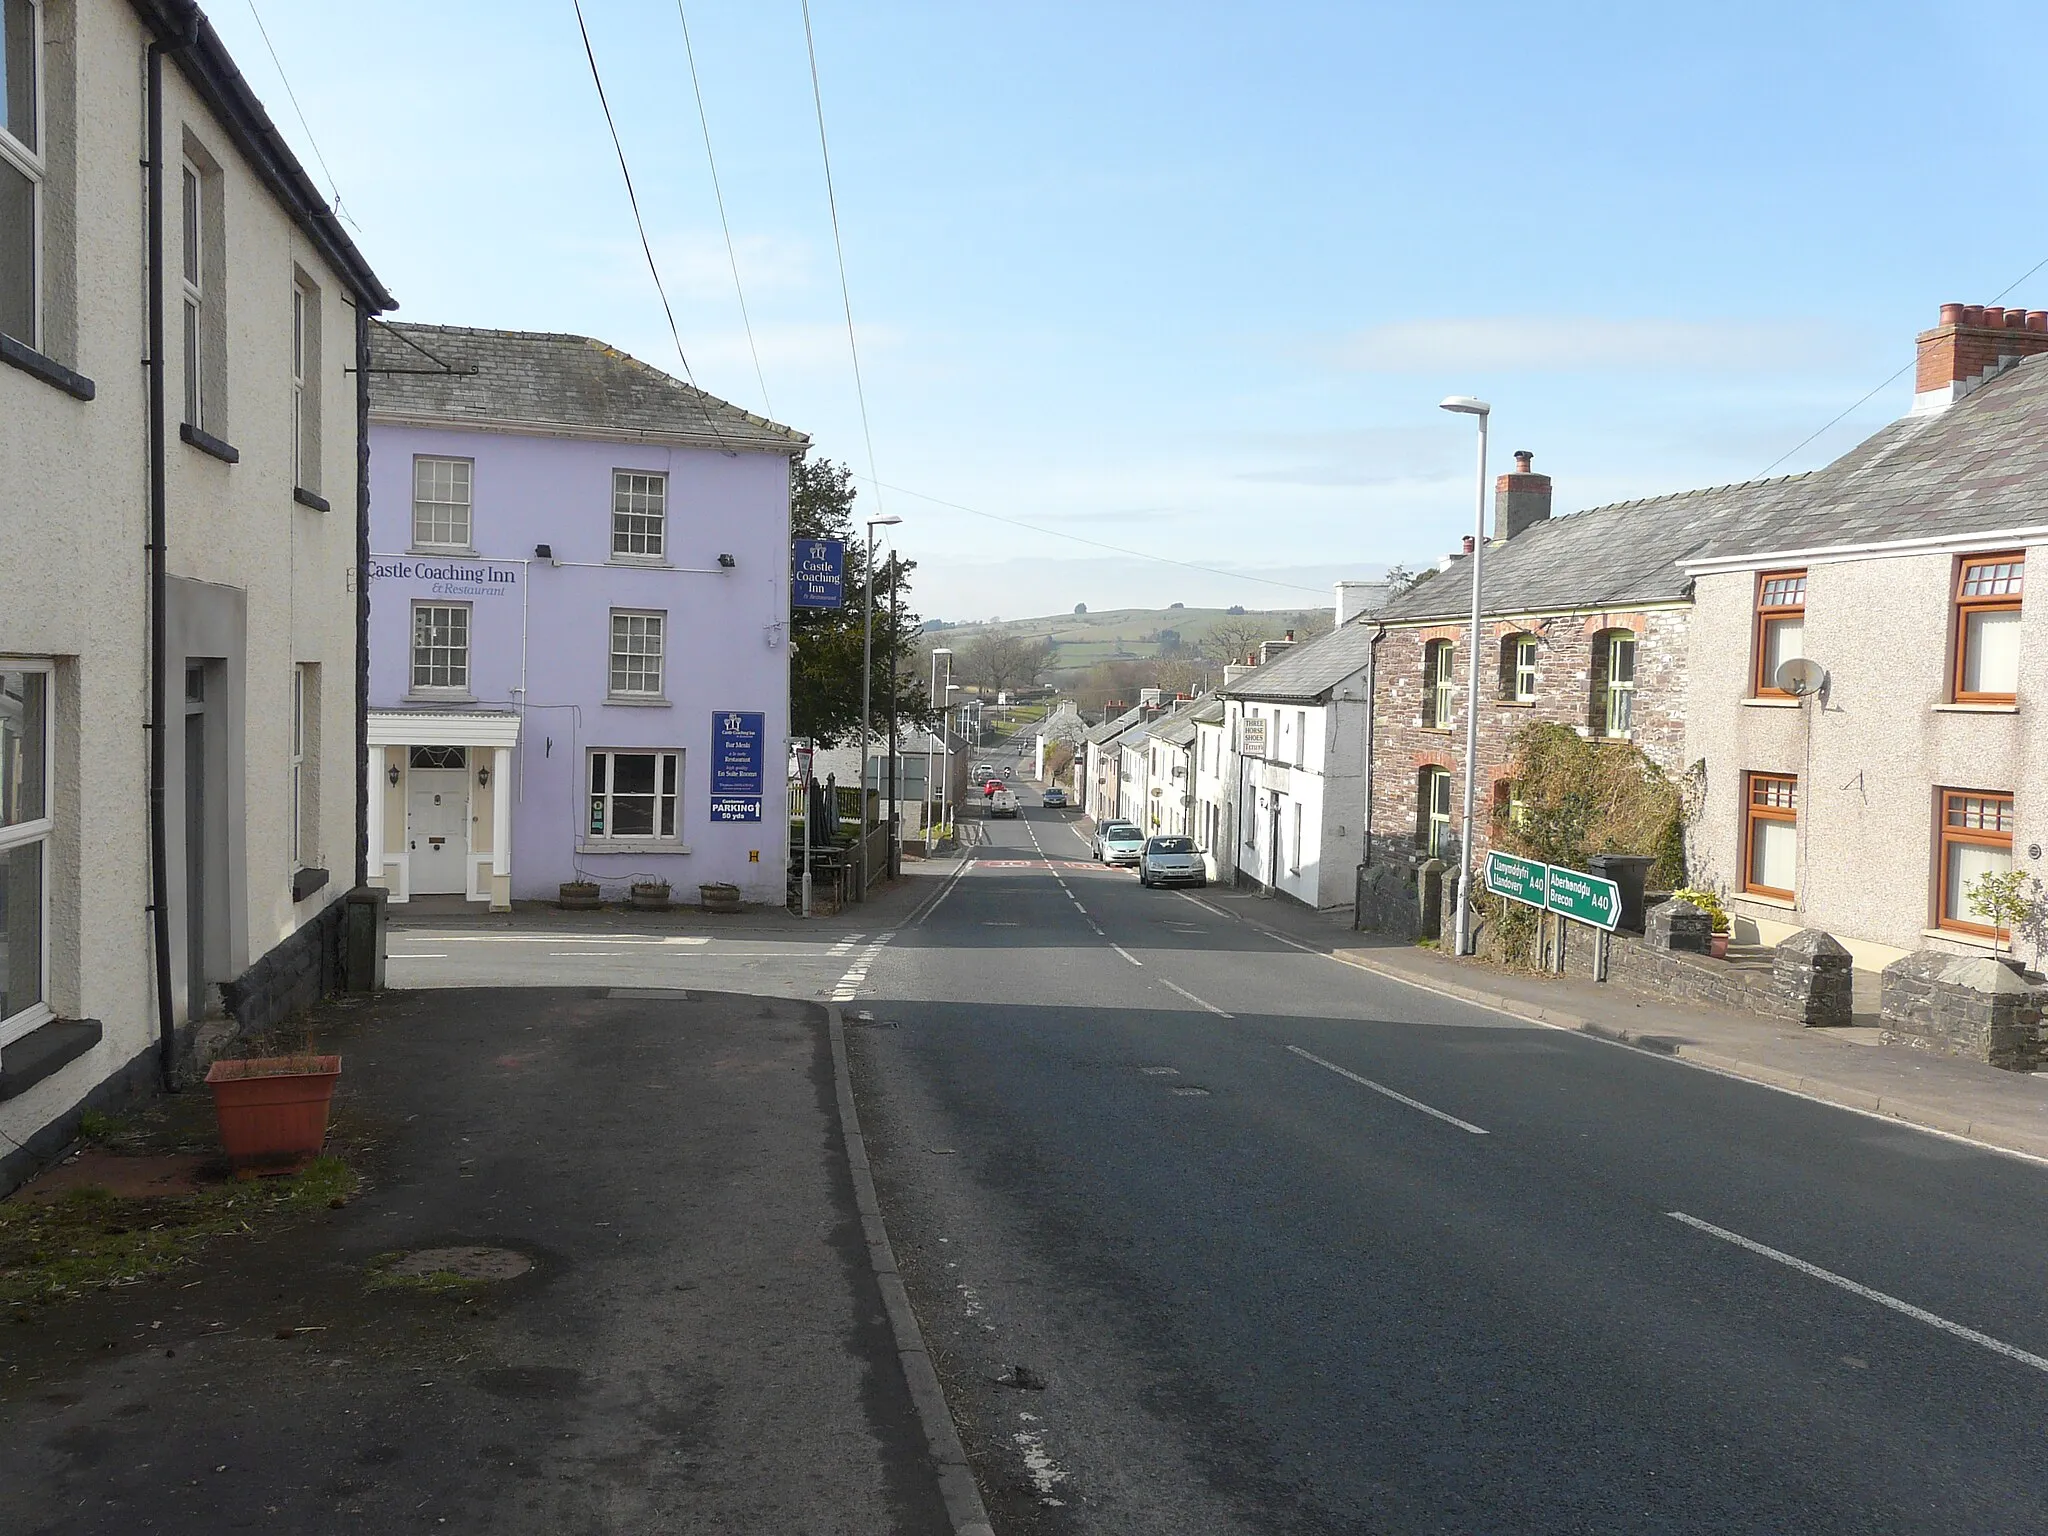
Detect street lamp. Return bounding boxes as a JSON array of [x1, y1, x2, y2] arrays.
[[1440, 395, 1490, 957], [860, 514, 903, 895], [929, 648, 953, 845]]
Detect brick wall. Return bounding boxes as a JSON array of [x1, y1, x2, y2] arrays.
[[1368, 605, 1689, 865]]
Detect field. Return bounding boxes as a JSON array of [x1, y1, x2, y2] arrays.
[[926, 606, 1325, 673]]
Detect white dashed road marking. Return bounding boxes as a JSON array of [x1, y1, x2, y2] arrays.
[[1156, 976, 1231, 1017], [830, 934, 894, 1003], [1667, 1211, 2048, 1375], [1286, 1045, 1490, 1135], [828, 932, 866, 957]]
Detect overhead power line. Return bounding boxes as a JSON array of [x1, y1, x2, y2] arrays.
[[851, 473, 1334, 597], [676, 1, 772, 418], [1760, 249, 2048, 476], [243, 0, 357, 230], [800, 0, 884, 514]]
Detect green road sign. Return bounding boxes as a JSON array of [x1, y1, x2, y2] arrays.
[[1546, 865, 1622, 931], [1484, 851, 1548, 909]]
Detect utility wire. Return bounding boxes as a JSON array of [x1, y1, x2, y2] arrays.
[[571, 0, 731, 453], [243, 0, 358, 230], [676, 1, 772, 418], [852, 473, 1335, 596], [1760, 251, 2048, 475], [800, 0, 884, 513]]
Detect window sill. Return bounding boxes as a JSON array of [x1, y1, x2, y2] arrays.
[[410, 545, 479, 558], [1735, 890, 1799, 910], [0, 334, 96, 400], [1741, 697, 1803, 709], [0, 1016, 103, 1103], [607, 556, 671, 569], [1495, 699, 1536, 708], [180, 422, 240, 463], [604, 695, 671, 708], [293, 486, 330, 512], [1933, 702, 2019, 714], [292, 866, 330, 903], [1416, 724, 1454, 734], [577, 840, 692, 856], [404, 691, 476, 705], [1922, 926, 2009, 953]]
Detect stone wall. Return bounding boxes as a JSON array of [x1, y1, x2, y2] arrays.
[[1368, 605, 1688, 870], [1355, 858, 1438, 940], [217, 896, 346, 1045], [1880, 952, 2048, 1071], [1546, 923, 1853, 1027]]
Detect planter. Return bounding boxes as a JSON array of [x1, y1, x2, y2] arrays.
[[558, 881, 601, 910], [699, 881, 742, 914], [205, 1055, 341, 1175], [1709, 933, 1731, 959], [629, 882, 672, 912]]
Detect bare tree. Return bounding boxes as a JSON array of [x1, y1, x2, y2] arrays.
[[958, 628, 1053, 698], [1200, 616, 1273, 666]]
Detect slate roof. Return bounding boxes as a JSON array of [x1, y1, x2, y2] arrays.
[[1150, 714, 1201, 748], [368, 323, 808, 453], [1084, 706, 1143, 745], [1221, 618, 1381, 703], [1375, 351, 2048, 626]]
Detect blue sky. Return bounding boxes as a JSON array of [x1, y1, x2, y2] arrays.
[[214, 0, 2048, 620]]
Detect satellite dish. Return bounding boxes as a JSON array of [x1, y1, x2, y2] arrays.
[[1775, 657, 1828, 697]]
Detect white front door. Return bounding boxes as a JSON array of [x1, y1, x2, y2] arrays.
[[407, 770, 471, 895]]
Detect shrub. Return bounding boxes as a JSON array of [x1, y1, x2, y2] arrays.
[[1668, 886, 1730, 935]]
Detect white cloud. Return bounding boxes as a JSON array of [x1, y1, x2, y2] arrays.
[[1336, 316, 1863, 375]]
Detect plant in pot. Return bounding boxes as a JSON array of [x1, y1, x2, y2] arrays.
[[629, 879, 671, 911], [205, 1051, 342, 1176], [558, 879, 601, 910], [699, 881, 742, 914], [1670, 886, 1732, 957]]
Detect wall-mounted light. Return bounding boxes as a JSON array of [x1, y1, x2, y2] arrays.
[[717, 553, 736, 569], [534, 543, 553, 560], [386, 763, 400, 786], [477, 764, 491, 788]]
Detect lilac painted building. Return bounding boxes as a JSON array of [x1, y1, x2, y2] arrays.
[[363, 325, 807, 908]]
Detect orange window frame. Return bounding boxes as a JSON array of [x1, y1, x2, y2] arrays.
[[1935, 788, 2016, 937], [1752, 569, 1806, 697], [1742, 772, 1798, 899], [1951, 553, 2024, 704]]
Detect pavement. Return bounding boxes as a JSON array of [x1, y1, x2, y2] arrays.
[[0, 982, 958, 1533], [847, 798, 2048, 1531]]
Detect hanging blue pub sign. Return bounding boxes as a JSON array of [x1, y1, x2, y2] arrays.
[[792, 538, 845, 609], [711, 710, 765, 822]]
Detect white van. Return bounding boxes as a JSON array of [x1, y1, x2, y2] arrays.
[[989, 789, 1019, 818]]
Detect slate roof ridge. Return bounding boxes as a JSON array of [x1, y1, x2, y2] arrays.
[[1538, 469, 1819, 529]]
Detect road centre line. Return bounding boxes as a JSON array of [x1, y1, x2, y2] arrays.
[[1109, 943, 1144, 968], [391, 933, 712, 946], [1285, 1045, 1489, 1135], [1156, 976, 1232, 1018], [1666, 1211, 2048, 1374]]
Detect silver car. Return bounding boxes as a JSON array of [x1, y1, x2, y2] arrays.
[[1138, 835, 1206, 888], [1095, 823, 1145, 866]]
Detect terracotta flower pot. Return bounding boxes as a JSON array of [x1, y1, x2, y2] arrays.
[[1709, 933, 1730, 959], [205, 1055, 341, 1175]]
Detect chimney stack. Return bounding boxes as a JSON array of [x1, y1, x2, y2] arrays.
[[1493, 449, 1552, 541], [1914, 302, 2048, 415]]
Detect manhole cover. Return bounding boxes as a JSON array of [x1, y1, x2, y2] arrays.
[[386, 1246, 532, 1282]]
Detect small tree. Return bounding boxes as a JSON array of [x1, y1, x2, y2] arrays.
[[1074, 603, 1087, 615], [1966, 870, 2048, 962]]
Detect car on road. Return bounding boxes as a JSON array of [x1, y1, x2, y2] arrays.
[[1138, 835, 1206, 888], [1095, 822, 1145, 866], [990, 788, 1019, 818], [1041, 787, 1068, 808], [973, 763, 996, 780]]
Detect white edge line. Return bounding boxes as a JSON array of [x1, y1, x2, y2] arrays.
[[1286, 1044, 1488, 1135], [1157, 976, 1232, 1018], [912, 855, 976, 927], [1667, 1211, 2048, 1374]]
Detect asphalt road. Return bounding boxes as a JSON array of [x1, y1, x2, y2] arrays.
[[848, 796, 2048, 1534]]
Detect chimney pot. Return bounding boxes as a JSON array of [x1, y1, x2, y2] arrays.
[[2008, 308, 2029, 329], [1915, 298, 2048, 413], [1965, 305, 1986, 326], [1940, 302, 1966, 325], [1462, 535, 1476, 555], [1492, 449, 1554, 541], [1284, 629, 1295, 642], [1513, 449, 1533, 472], [2031, 311, 2048, 333]]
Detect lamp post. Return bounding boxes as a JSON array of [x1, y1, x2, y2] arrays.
[[860, 514, 903, 898], [1439, 395, 1490, 957], [929, 648, 952, 846]]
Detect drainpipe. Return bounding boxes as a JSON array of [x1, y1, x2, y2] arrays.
[[354, 305, 371, 888], [1361, 621, 1386, 867], [145, 15, 199, 1091]]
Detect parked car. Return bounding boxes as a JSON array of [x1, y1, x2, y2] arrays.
[[1095, 823, 1145, 866], [1138, 835, 1205, 888], [1041, 787, 1068, 808], [990, 789, 1019, 818]]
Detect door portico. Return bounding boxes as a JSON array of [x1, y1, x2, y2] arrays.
[[368, 711, 520, 910]]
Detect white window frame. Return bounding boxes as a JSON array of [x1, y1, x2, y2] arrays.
[[611, 469, 667, 560], [1290, 800, 1303, 873], [1514, 635, 1538, 702], [410, 601, 472, 695], [608, 609, 665, 698], [0, 0, 46, 349], [180, 158, 203, 426], [1296, 710, 1307, 768], [0, 658, 55, 1045], [411, 456, 474, 551], [1423, 766, 1452, 858], [1604, 633, 1636, 738], [290, 664, 305, 864], [586, 747, 682, 842]]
